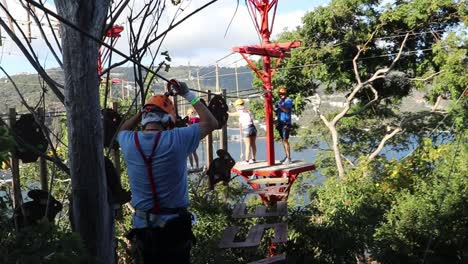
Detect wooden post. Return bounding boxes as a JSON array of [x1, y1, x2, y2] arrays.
[[38, 107, 48, 192], [215, 64, 220, 93], [235, 63, 239, 98], [221, 89, 228, 151], [196, 70, 201, 97], [111, 102, 122, 222], [111, 102, 121, 178], [121, 81, 125, 100], [173, 95, 179, 118], [205, 91, 213, 168], [9, 108, 22, 229]]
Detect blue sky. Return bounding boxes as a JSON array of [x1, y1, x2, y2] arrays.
[[0, 0, 331, 76]]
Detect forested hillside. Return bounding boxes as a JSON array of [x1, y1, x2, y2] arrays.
[[0, 65, 254, 114]]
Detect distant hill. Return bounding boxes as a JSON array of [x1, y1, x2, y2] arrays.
[[0, 65, 255, 114], [111, 65, 254, 91]]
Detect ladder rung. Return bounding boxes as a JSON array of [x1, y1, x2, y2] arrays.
[[245, 185, 289, 196], [247, 253, 286, 264], [232, 201, 288, 218], [248, 177, 288, 185], [218, 223, 288, 248]]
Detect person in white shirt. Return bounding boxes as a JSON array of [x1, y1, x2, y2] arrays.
[[229, 99, 257, 164]]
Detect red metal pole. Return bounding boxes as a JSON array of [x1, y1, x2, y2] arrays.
[[234, 1, 297, 165], [264, 56, 275, 165], [260, 0, 275, 165]]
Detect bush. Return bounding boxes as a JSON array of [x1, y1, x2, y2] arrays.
[[0, 219, 94, 264]]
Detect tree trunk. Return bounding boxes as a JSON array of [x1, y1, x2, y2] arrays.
[[329, 124, 345, 179], [319, 113, 346, 179], [55, 1, 114, 262], [431, 95, 443, 112]]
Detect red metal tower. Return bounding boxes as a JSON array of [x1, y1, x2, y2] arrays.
[[98, 25, 124, 75], [232, 0, 300, 166]]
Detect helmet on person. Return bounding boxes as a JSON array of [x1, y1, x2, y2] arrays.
[[234, 98, 244, 106], [278, 86, 287, 95], [142, 95, 176, 127]]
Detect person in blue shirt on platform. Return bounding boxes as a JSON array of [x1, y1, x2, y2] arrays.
[[275, 86, 293, 164], [117, 80, 218, 264]]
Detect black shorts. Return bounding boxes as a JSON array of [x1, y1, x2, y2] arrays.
[[242, 125, 257, 138], [276, 122, 291, 140], [129, 212, 195, 264]]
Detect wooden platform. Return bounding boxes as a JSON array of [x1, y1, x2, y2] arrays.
[[248, 177, 288, 185], [187, 167, 204, 174], [218, 223, 288, 248], [245, 185, 288, 196], [247, 253, 286, 264], [232, 201, 287, 218], [232, 160, 316, 177]]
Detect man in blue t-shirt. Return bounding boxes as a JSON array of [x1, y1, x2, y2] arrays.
[[275, 86, 293, 164], [117, 80, 217, 263]]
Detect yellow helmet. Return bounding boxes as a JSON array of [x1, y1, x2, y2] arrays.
[[186, 108, 195, 115], [278, 86, 287, 95], [1, 161, 9, 170], [234, 99, 244, 106]]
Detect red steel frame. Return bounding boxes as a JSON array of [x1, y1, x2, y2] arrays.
[[232, 163, 316, 205], [98, 25, 124, 75], [232, 0, 300, 166]]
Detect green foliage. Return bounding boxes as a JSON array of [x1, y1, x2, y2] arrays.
[[188, 175, 277, 263], [0, 221, 94, 264], [373, 136, 468, 262], [416, 31, 468, 104], [262, 0, 465, 115], [284, 136, 467, 262], [0, 126, 15, 163]]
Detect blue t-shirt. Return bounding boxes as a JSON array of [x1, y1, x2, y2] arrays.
[[276, 98, 293, 124], [117, 124, 200, 228]]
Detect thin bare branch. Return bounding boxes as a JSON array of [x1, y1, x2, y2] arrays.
[[0, 15, 65, 102], [21, 1, 63, 68], [353, 46, 364, 84], [410, 70, 444, 81], [368, 126, 402, 161], [0, 67, 69, 173]]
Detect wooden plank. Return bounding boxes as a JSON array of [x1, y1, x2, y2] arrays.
[[218, 223, 288, 248], [232, 201, 288, 218], [247, 253, 286, 264], [232, 160, 316, 177], [245, 185, 288, 196], [248, 177, 288, 185], [187, 167, 204, 174]]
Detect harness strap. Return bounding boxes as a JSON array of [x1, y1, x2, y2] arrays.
[[134, 131, 162, 213]]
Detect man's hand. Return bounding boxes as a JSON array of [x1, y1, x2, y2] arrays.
[[169, 79, 189, 96]]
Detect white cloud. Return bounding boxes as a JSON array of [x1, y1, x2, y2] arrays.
[[0, 0, 322, 76], [152, 0, 311, 67]]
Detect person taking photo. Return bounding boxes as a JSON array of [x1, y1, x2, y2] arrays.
[[117, 80, 218, 263]]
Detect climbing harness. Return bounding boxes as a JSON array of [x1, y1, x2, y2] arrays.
[[207, 149, 235, 190], [14, 189, 62, 227], [134, 131, 163, 214], [104, 156, 131, 205], [12, 114, 48, 163], [207, 94, 229, 129], [102, 108, 122, 149]]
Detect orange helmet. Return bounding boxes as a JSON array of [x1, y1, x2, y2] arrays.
[[278, 86, 287, 95], [144, 95, 176, 122]]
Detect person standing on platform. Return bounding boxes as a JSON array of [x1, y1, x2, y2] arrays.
[[117, 80, 218, 263], [229, 98, 257, 164], [186, 108, 200, 170], [275, 86, 293, 164]]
